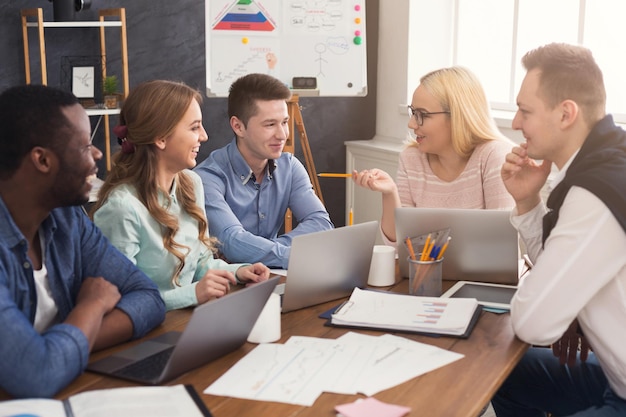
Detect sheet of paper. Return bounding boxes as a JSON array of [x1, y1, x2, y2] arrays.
[[358, 334, 463, 396], [205, 332, 464, 405], [68, 385, 205, 417], [332, 288, 478, 335], [336, 332, 464, 396], [284, 335, 364, 395], [204, 343, 323, 406], [0, 398, 66, 417]]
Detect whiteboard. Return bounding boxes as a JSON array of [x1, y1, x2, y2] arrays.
[[205, 0, 367, 97]]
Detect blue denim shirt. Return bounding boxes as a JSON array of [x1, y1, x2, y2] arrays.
[[194, 138, 333, 268], [0, 196, 166, 398]]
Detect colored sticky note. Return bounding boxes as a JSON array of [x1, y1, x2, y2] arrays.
[[335, 397, 411, 417]]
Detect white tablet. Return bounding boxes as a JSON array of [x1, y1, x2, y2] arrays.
[[441, 281, 517, 310]]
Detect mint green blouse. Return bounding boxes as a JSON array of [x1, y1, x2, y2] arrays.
[[94, 170, 247, 310]]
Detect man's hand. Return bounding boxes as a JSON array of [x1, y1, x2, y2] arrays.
[[75, 276, 121, 315], [236, 263, 270, 284], [552, 320, 591, 366], [501, 142, 552, 214], [65, 277, 123, 350]]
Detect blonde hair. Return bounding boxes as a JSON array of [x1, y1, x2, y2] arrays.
[[92, 80, 217, 286], [408, 66, 507, 158]]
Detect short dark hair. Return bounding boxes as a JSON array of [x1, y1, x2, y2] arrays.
[[0, 84, 79, 179], [521, 43, 606, 125], [228, 73, 291, 126]]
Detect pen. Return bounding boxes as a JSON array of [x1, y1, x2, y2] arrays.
[[405, 237, 417, 260], [317, 173, 352, 178], [430, 245, 440, 260]]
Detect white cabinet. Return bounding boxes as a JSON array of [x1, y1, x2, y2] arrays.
[[345, 137, 404, 244]]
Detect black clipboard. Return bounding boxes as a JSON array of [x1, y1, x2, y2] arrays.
[[185, 385, 213, 417]]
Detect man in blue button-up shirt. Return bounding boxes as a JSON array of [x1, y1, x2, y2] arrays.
[[195, 73, 333, 268], [0, 85, 166, 398]]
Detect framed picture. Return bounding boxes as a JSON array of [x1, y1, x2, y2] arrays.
[[61, 56, 103, 107], [72, 66, 95, 98]]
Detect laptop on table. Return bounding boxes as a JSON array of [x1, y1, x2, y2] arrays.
[[87, 276, 280, 385], [395, 208, 519, 284], [280, 221, 379, 313]]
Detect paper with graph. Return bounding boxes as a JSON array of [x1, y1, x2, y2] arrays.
[[204, 332, 463, 404], [331, 288, 480, 336]]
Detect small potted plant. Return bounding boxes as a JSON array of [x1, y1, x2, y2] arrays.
[[103, 75, 119, 109]]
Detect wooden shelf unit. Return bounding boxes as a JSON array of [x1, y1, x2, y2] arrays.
[[20, 7, 129, 171]]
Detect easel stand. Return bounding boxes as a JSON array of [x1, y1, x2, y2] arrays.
[[283, 95, 324, 232]]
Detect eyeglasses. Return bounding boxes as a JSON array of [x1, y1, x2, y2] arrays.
[[407, 105, 450, 126]]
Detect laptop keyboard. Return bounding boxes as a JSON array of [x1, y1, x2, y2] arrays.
[[113, 346, 175, 381]]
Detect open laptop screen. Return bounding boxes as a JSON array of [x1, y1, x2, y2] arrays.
[[395, 208, 519, 284]]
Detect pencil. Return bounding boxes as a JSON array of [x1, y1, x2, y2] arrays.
[[317, 173, 352, 178], [420, 234, 432, 261], [348, 207, 353, 226], [405, 237, 416, 260]]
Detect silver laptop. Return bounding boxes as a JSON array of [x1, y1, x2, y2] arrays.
[[87, 276, 280, 385], [395, 208, 519, 284], [281, 221, 378, 313]]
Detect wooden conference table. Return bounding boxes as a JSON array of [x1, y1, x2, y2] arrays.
[[37, 278, 528, 417]]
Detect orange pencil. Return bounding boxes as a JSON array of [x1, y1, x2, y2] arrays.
[[405, 237, 416, 260], [317, 173, 352, 178], [420, 234, 432, 261], [424, 239, 436, 260]]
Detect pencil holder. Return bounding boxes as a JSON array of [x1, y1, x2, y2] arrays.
[[408, 256, 443, 297]]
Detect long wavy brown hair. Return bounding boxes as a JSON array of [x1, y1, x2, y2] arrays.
[[91, 80, 217, 286]]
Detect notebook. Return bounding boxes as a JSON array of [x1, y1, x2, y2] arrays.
[[395, 208, 519, 284], [87, 276, 280, 385], [280, 221, 379, 313]]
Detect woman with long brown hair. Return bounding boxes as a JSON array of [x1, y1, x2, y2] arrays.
[[92, 80, 269, 310]]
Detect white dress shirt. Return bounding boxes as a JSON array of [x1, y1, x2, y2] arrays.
[[510, 165, 626, 398]]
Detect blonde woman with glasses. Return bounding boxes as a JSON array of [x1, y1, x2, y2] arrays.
[[352, 66, 515, 243]]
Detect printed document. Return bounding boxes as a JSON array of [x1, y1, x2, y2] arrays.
[[204, 332, 463, 405]]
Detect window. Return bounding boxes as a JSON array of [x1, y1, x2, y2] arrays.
[[453, 0, 626, 121]]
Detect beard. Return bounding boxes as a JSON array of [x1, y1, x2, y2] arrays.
[[50, 152, 92, 208]]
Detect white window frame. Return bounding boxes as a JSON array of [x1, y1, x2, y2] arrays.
[[406, 0, 626, 126]]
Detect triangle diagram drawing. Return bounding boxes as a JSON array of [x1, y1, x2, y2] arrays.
[[213, 0, 276, 32]]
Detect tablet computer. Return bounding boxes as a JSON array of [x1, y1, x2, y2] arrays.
[[441, 281, 517, 310]]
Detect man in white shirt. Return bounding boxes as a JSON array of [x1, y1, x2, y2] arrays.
[[492, 43, 626, 416]]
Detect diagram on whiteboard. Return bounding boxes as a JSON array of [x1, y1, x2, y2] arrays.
[[206, 0, 367, 97], [212, 0, 276, 31]]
